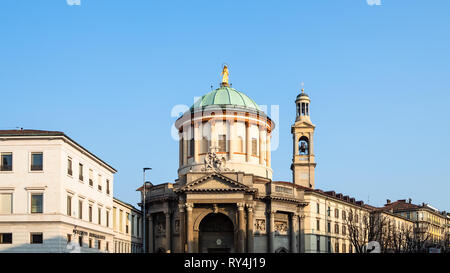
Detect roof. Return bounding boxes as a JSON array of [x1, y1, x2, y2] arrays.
[[273, 181, 367, 208], [0, 129, 117, 173], [113, 197, 141, 213], [191, 86, 261, 112]]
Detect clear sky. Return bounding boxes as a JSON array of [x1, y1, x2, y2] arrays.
[[1, 0, 449, 210]]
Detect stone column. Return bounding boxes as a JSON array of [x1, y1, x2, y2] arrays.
[[246, 122, 251, 162], [194, 122, 200, 163], [178, 203, 185, 253], [165, 211, 171, 253], [148, 213, 154, 253], [246, 204, 254, 253], [186, 203, 194, 253], [294, 133, 299, 156], [268, 210, 275, 253], [237, 203, 246, 253], [210, 119, 217, 149], [266, 133, 271, 168], [259, 128, 265, 165], [182, 131, 188, 166], [229, 120, 235, 161], [179, 133, 183, 168], [290, 213, 298, 253]]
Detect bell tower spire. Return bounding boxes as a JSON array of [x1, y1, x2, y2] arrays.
[[291, 84, 316, 188]]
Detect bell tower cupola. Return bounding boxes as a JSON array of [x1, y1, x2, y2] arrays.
[[291, 86, 316, 188]]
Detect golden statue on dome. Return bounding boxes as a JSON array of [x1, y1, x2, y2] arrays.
[[221, 65, 230, 87]]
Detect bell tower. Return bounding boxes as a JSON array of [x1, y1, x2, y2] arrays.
[[291, 86, 316, 188]]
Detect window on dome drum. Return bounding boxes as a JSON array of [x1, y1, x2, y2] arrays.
[[30, 233, 43, 244], [79, 163, 83, 181], [218, 134, 227, 152], [31, 193, 43, 213], [0, 193, 12, 214], [0, 153, 12, 171], [0, 233, 12, 244], [30, 152, 43, 171], [237, 136, 244, 153], [189, 137, 194, 157], [67, 157, 73, 176], [298, 136, 309, 155], [251, 138, 257, 156], [201, 137, 209, 154]]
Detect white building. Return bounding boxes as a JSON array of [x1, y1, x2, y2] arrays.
[[112, 198, 143, 253], [0, 129, 119, 252]]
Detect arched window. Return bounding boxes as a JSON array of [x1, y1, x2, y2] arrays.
[[298, 136, 309, 155]]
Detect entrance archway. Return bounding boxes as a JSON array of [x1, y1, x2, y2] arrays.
[[199, 213, 234, 253]]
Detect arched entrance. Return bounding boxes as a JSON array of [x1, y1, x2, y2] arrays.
[[199, 213, 234, 253]]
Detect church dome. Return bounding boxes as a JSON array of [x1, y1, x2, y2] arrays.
[[190, 86, 261, 112]]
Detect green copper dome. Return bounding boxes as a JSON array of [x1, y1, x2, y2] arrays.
[[191, 86, 261, 111]]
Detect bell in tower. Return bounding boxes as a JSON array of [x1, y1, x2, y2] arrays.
[[291, 86, 316, 188]]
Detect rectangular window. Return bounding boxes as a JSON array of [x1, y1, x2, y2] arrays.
[[89, 169, 93, 186], [218, 134, 227, 153], [327, 222, 331, 233], [316, 236, 320, 252], [89, 238, 93, 248], [79, 236, 83, 247], [349, 244, 353, 253], [335, 242, 339, 253], [335, 223, 339, 234], [30, 233, 43, 244], [342, 225, 346, 236], [126, 212, 130, 234], [335, 209, 339, 218], [67, 196, 72, 216], [30, 152, 43, 171], [317, 203, 320, 214], [98, 174, 102, 191], [137, 216, 140, 237], [78, 200, 83, 219], [106, 180, 110, 195], [106, 210, 110, 227], [31, 194, 43, 213], [113, 207, 117, 230], [67, 157, 73, 176], [131, 215, 135, 236], [79, 163, 84, 181], [251, 138, 257, 156], [98, 240, 101, 250], [316, 219, 320, 231], [0, 193, 12, 214], [106, 242, 109, 252], [67, 234, 72, 243], [0, 233, 12, 244], [342, 244, 346, 253], [119, 210, 123, 232], [0, 153, 12, 171], [98, 208, 101, 225], [342, 210, 346, 220], [89, 205, 93, 222], [327, 207, 331, 216]]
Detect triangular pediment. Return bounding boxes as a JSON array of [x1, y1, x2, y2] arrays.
[[178, 172, 253, 192]]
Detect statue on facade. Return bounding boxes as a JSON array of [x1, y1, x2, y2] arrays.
[[202, 146, 231, 172]]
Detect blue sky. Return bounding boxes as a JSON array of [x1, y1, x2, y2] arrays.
[[1, 0, 449, 210]]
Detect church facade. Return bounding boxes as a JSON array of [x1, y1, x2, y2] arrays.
[[142, 67, 368, 253]]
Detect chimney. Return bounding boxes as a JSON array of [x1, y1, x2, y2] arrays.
[[386, 199, 391, 204]]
